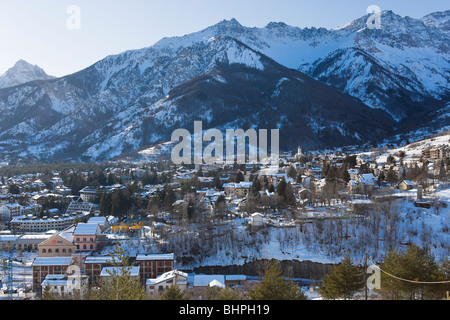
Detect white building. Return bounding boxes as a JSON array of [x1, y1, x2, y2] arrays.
[[66, 198, 95, 214], [79, 187, 98, 203], [0, 203, 22, 221], [146, 269, 188, 295], [251, 212, 264, 227], [41, 274, 89, 298]]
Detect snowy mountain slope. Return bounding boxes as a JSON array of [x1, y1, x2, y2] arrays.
[[85, 38, 395, 161], [0, 60, 54, 89], [151, 11, 449, 121], [0, 10, 448, 162], [422, 10, 450, 34]]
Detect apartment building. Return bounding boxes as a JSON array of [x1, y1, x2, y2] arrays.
[[32, 257, 73, 292], [135, 253, 174, 284]]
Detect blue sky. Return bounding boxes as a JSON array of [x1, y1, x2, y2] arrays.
[[0, 0, 448, 77]]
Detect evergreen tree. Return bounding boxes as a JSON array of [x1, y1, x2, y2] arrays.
[[99, 192, 113, 216], [341, 169, 351, 183], [249, 260, 308, 300], [250, 177, 261, 197], [379, 245, 445, 300], [235, 171, 245, 183], [163, 185, 176, 212], [318, 253, 364, 300], [276, 179, 287, 198], [386, 168, 398, 186], [90, 242, 147, 300], [203, 286, 242, 300], [8, 183, 20, 194], [159, 285, 191, 300], [41, 285, 57, 300], [287, 166, 297, 180]]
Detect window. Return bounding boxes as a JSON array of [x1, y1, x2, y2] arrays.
[[42, 249, 46, 253], [48, 249, 52, 253], [55, 249, 59, 253]]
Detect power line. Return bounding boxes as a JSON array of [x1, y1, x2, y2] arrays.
[[369, 259, 450, 285]]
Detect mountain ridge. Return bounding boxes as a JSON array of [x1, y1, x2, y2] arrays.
[[0, 10, 448, 163]]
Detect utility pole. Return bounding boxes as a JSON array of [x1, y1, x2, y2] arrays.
[[364, 253, 368, 300]]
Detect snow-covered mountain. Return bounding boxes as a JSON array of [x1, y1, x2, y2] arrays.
[[0, 60, 54, 89], [422, 10, 450, 34], [152, 11, 449, 121], [0, 10, 448, 162]]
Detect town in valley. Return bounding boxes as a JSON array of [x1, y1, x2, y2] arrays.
[[0, 132, 449, 300]]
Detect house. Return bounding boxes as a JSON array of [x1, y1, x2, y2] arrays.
[[298, 188, 312, 200], [41, 274, 89, 298], [0, 202, 22, 221], [251, 212, 264, 227], [398, 180, 414, 191], [73, 223, 101, 252], [358, 174, 376, 191], [223, 181, 253, 198], [146, 269, 188, 295], [349, 173, 377, 194], [79, 187, 98, 203]]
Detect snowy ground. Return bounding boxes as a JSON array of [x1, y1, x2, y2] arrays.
[[99, 182, 448, 270]]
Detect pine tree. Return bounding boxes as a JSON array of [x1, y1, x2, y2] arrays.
[[203, 286, 243, 300], [90, 242, 147, 300], [318, 253, 363, 300], [41, 285, 57, 300], [159, 285, 191, 300], [236, 171, 245, 183], [249, 260, 308, 300], [276, 179, 287, 198], [379, 245, 445, 300]]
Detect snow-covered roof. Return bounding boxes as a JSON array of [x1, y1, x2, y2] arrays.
[[73, 223, 100, 235], [193, 275, 225, 287], [136, 253, 174, 261], [100, 266, 140, 277], [84, 256, 116, 264], [146, 269, 188, 285], [33, 257, 73, 266], [209, 279, 225, 288], [88, 217, 107, 224], [251, 212, 264, 217], [225, 275, 246, 281]]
